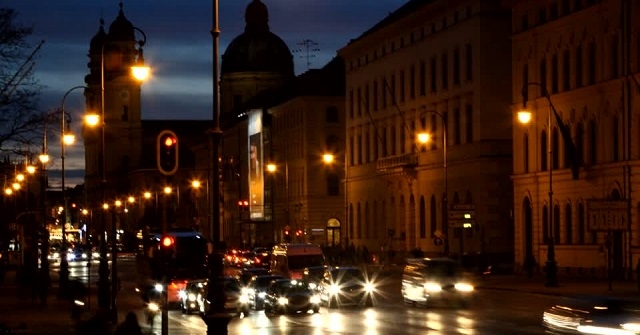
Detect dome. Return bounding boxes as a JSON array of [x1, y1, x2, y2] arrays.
[[108, 2, 134, 42], [89, 19, 107, 53], [221, 0, 294, 76]]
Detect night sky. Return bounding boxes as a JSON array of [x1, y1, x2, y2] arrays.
[[10, 0, 407, 186]]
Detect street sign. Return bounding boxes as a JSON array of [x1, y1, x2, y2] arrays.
[[586, 199, 629, 231]]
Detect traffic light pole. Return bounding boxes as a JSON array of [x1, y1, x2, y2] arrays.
[[161, 178, 168, 335]]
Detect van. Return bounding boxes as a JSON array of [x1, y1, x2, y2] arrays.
[[401, 257, 474, 308], [270, 243, 325, 280]]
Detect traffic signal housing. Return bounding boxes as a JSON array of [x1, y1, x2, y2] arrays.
[[157, 130, 179, 175]]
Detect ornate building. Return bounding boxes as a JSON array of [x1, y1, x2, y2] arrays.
[[338, 0, 514, 262], [511, 0, 640, 278]]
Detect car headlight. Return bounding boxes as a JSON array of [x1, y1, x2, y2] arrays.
[[454, 283, 474, 292], [67, 253, 75, 261], [329, 284, 341, 294], [258, 292, 266, 298], [364, 282, 375, 293], [53, 252, 60, 259], [277, 297, 288, 305], [622, 323, 640, 332], [241, 287, 253, 296], [81, 253, 88, 259], [148, 302, 159, 312], [308, 283, 317, 290], [188, 293, 197, 301], [424, 282, 442, 292], [239, 294, 249, 304], [309, 295, 321, 304], [154, 284, 163, 292], [578, 324, 637, 335], [92, 252, 100, 259]]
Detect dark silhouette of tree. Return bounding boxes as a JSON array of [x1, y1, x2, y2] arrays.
[[0, 7, 46, 156]]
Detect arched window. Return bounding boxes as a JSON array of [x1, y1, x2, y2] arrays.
[[577, 202, 585, 244], [576, 122, 584, 167], [429, 195, 436, 238], [541, 130, 548, 171], [565, 203, 572, 244]]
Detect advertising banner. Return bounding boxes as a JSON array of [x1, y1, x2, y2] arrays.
[[248, 111, 264, 219]]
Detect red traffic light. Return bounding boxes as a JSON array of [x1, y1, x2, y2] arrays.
[[163, 136, 176, 147], [161, 235, 175, 247]]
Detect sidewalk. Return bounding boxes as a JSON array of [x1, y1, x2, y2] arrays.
[[0, 269, 147, 335]]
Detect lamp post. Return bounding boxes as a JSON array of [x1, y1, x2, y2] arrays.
[[517, 82, 559, 288], [85, 27, 149, 320], [57, 86, 81, 298], [266, 161, 290, 243], [38, 143, 50, 299], [417, 110, 448, 257], [202, 0, 231, 333]]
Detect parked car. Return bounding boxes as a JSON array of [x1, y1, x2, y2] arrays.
[[543, 296, 640, 334], [318, 266, 376, 308], [264, 279, 320, 315]]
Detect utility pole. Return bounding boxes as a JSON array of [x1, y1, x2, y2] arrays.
[[293, 39, 320, 71]]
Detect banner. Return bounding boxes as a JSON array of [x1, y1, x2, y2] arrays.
[[248, 111, 264, 219]]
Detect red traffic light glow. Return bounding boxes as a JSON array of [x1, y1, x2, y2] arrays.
[[163, 136, 176, 147], [161, 236, 175, 247]]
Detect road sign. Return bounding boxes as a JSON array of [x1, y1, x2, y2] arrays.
[[586, 199, 629, 231]]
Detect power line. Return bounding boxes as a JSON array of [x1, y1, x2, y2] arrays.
[[292, 39, 320, 71]]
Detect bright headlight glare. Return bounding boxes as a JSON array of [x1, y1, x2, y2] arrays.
[[329, 284, 341, 294], [188, 293, 197, 301], [310, 295, 321, 304], [154, 284, 163, 292], [309, 283, 317, 290], [148, 302, 159, 312], [454, 283, 474, 292], [424, 282, 442, 292], [239, 294, 249, 303], [578, 325, 636, 335], [364, 282, 375, 293], [622, 323, 640, 332], [277, 297, 289, 305], [241, 287, 252, 296], [258, 292, 266, 298], [178, 291, 186, 299], [81, 253, 88, 259]]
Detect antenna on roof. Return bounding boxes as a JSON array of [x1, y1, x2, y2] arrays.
[[292, 39, 320, 71]]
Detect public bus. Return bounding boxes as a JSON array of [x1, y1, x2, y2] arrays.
[[137, 228, 210, 307], [270, 243, 325, 280]]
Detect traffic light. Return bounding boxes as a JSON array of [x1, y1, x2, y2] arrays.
[[159, 235, 176, 260], [157, 130, 179, 175], [284, 228, 292, 243]]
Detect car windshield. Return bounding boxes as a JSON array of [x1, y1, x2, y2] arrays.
[[288, 255, 325, 270], [421, 261, 460, 277], [255, 276, 282, 288], [331, 269, 365, 282]]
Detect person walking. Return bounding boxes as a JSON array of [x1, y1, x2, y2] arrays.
[[113, 311, 143, 335]]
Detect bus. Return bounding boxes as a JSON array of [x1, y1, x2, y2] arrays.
[[270, 243, 325, 280], [137, 228, 210, 307]]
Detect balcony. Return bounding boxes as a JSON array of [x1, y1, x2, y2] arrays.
[[376, 153, 418, 173]]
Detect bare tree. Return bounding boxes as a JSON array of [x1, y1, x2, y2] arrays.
[[0, 7, 46, 158]]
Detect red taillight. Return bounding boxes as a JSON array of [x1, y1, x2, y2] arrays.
[[255, 258, 261, 264]]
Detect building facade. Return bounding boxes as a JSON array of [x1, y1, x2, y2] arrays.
[[338, 0, 514, 262], [511, 0, 640, 278]]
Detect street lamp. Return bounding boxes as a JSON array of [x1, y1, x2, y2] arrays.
[[58, 85, 82, 298], [85, 25, 150, 321], [517, 82, 562, 288], [202, 0, 232, 333], [38, 144, 50, 295], [266, 161, 289, 243], [417, 110, 448, 257]]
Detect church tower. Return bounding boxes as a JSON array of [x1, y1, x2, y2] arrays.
[[220, 0, 294, 114], [83, 2, 144, 206]]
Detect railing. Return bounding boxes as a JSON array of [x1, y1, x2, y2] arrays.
[[376, 153, 418, 172]]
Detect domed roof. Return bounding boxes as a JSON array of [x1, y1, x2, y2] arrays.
[[221, 0, 294, 76], [108, 2, 134, 42], [89, 19, 107, 53]]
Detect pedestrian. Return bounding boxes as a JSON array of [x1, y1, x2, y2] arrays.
[[113, 311, 143, 335]]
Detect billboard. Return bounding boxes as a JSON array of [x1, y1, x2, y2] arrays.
[[248, 111, 264, 219]]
